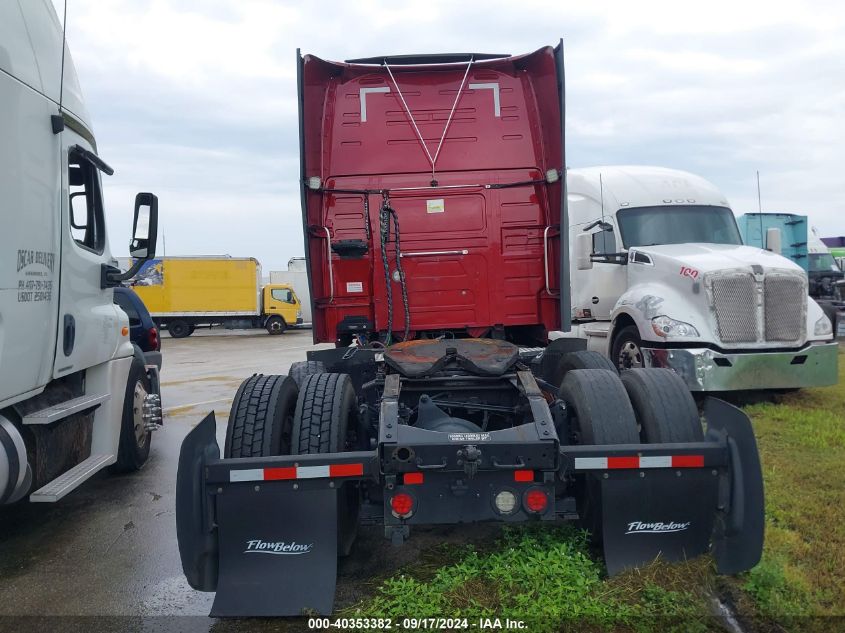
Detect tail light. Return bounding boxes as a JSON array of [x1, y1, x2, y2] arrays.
[[389, 492, 415, 519], [148, 327, 160, 351], [523, 489, 549, 514]]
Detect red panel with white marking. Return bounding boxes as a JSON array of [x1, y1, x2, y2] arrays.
[[572, 455, 705, 470], [229, 463, 365, 482]]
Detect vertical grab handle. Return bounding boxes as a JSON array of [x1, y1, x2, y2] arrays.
[[323, 227, 333, 303], [543, 226, 560, 297]]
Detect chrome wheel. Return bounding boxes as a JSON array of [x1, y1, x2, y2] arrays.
[[618, 340, 644, 369], [132, 379, 149, 448]]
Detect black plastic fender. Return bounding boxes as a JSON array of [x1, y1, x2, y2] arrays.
[[705, 397, 765, 574], [176, 412, 220, 591]]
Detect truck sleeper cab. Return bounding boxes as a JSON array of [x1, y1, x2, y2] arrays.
[[561, 166, 838, 391]]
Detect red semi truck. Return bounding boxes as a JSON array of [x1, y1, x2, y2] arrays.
[[177, 44, 764, 617]]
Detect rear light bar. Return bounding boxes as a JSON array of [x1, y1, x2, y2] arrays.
[[229, 463, 364, 482], [573, 455, 705, 470]]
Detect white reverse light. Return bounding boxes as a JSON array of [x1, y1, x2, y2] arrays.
[[307, 176, 322, 190], [494, 490, 518, 515], [545, 169, 560, 183]]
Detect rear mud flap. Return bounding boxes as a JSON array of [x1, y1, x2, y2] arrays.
[[600, 469, 718, 575], [212, 486, 338, 617], [599, 397, 764, 575], [175, 413, 340, 617], [704, 397, 765, 574]]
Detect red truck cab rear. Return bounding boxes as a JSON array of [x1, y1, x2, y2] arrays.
[[298, 47, 569, 345]]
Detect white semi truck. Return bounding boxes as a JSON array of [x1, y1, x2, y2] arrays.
[[0, 1, 161, 505], [557, 166, 838, 391]]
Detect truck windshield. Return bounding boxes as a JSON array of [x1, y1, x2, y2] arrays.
[[809, 253, 842, 273], [616, 205, 742, 248]]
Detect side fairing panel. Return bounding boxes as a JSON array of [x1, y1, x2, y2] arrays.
[[0, 67, 61, 404]]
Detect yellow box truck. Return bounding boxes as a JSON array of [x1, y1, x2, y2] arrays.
[[130, 257, 302, 337]]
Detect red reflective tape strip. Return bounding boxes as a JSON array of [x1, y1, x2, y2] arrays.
[[264, 467, 297, 480], [607, 456, 640, 469], [671, 455, 704, 468], [403, 472, 424, 485], [329, 463, 364, 478], [513, 469, 534, 482]]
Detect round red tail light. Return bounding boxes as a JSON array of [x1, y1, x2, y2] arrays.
[[390, 493, 415, 518], [524, 489, 549, 514]]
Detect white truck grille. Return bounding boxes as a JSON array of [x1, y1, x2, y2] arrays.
[[764, 273, 807, 342], [707, 270, 806, 345], [709, 273, 758, 343]]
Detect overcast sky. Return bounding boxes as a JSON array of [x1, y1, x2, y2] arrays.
[[54, 0, 845, 271]]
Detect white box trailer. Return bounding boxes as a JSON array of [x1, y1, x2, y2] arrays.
[[557, 165, 838, 391], [0, 2, 161, 505]]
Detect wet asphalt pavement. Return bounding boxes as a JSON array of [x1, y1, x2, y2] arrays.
[[0, 329, 498, 631]]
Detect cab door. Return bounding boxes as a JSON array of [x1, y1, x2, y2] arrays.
[[53, 134, 123, 378]]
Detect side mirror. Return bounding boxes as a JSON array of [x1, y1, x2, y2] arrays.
[[130, 192, 158, 259], [576, 232, 593, 270], [765, 227, 782, 255]]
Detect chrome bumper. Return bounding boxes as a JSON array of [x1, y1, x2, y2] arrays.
[[642, 342, 840, 391]]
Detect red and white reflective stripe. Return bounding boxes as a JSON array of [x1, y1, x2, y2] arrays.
[[573, 455, 704, 470], [229, 463, 364, 482]]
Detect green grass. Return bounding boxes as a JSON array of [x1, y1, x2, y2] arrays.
[[347, 351, 845, 630], [738, 351, 845, 623], [346, 526, 717, 632]]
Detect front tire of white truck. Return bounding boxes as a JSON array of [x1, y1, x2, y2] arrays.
[[611, 325, 645, 370], [111, 355, 153, 473]]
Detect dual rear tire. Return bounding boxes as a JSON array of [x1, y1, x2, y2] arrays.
[[224, 367, 360, 556], [557, 362, 702, 542]]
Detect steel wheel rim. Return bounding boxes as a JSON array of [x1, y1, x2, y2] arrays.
[[618, 340, 644, 369], [132, 379, 149, 448]]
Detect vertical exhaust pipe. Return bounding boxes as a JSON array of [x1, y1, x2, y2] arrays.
[[0, 415, 32, 504]]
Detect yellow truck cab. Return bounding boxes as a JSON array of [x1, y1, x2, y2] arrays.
[[262, 284, 302, 334]]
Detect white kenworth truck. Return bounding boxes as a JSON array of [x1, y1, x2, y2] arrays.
[[560, 166, 838, 391], [0, 2, 161, 506]]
